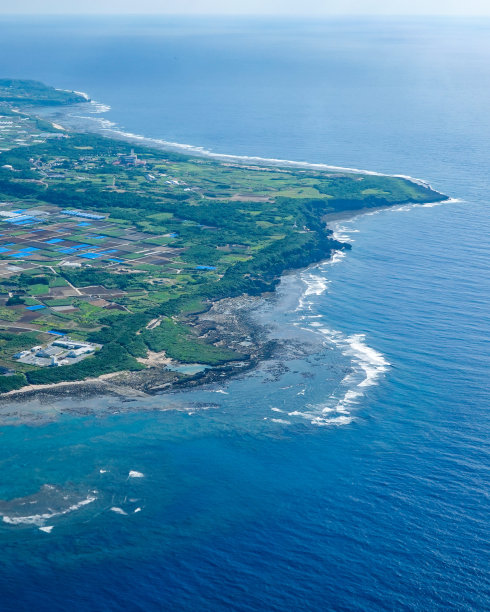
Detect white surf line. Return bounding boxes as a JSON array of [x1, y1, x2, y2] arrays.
[[55, 88, 91, 102], [305, 329, 390, 425], [288, 227, 393, 426], [324, 197, 462, 241], [2, 494, 97, 527], [52, 97, 449, 193]]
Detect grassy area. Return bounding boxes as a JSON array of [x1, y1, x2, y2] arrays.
[[27, 283, 50, 296], [142, 319, 244, 365]]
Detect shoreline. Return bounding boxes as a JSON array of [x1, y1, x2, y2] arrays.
[[41, 97, 437, 189], [0, 197, 449, 407], [322, 198, 453, 225], [0, 293, 274, 405]]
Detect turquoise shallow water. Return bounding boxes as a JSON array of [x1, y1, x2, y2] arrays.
[[0, 16, 488, 611]]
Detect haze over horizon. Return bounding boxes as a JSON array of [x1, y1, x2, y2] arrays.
[[2, 0, 490, 16]]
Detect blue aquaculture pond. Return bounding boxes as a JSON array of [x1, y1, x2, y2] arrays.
[[78, 253, 102, 259]]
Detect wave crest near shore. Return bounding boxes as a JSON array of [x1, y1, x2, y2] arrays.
[[1, 486, 96, 527], [49, 99, 440, 188], [290, 250, 391, 426]]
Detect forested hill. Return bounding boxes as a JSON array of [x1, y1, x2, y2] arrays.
[[0, 79, 88, 106]]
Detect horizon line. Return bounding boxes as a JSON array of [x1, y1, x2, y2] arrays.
[[1, 12, 490, 17]]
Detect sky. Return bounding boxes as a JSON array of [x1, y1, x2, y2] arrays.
[[2, 0, 490, 16]]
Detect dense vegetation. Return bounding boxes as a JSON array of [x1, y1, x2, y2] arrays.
[[0, 374, 27, 393], [0, 79, 88, 106], [142, 320, 245, 365]]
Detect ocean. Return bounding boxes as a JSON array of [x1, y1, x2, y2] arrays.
[[0, 16, 488, 611]]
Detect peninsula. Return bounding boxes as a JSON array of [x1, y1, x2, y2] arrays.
[[0, 80, 445, 396]]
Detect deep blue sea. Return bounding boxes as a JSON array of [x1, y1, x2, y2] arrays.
[[0, 16, 489, 611]]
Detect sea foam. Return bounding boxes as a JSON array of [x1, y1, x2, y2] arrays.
[[110, 507, 128, 515], [287, 249, 392, 426], [128, 470, 144, 479], [2, 493, 96, 527]]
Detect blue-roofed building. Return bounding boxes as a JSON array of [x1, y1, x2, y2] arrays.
[[4, 215, 42, 225], [62, 210, 106, 221]]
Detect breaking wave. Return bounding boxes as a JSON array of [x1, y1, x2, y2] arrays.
[[289, 324, 390, 427], [289, 223, 391, 427], [128, 470, 144, 479], [0, 485, 96, 527], [295, 248, 348, 312], [41, 99, 445, 192]]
